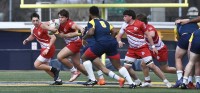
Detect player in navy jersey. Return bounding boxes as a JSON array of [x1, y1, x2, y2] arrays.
[[173, 20, 199, 88], [180, 29, 200, 89], [81, 6, 136, 88]]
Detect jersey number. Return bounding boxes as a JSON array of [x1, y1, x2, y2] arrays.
[[100, 21, 107, 28]]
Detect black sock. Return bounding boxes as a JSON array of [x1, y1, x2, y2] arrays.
[[50, 67, 57, 73]]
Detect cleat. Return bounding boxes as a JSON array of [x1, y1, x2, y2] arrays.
[[83, 79, 97, 86], [187, 82, 195, 89], [53, 69, 60, 81], [164, 81, 172, 88], [97, 78, 106, 85], [140, 82, 152, 87], [69, 71, 81, 82], [180, 83, 188, 89], [118, 78, 125, 88], [196, 82, 200, 89], [173, 77, 183, 88], [50, 81, 63, 85], [129, 83, 136, 89], [140, 80, 152, 87]]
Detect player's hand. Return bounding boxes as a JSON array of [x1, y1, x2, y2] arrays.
[[152, 48, 158, 55], [180, 19, 190, 25], [82, 39, 88, 47], [42, 48, 49, 55], [23, 39, 29, 45], [118, 41, 125, 48]]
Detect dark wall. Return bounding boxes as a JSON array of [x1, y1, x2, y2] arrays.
[[0, 31, 189, 70]]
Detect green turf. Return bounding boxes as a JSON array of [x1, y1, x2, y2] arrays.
[[0, 70, 198, 93]]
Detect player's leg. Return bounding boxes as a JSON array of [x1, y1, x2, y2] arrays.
[[159, 62, 176, 74], [109, 57, 136, 88], [195, 61, 200, 89], [34, 56, 62, 85], [92, 57, 124, 87], [57, 47, 80, 82], [181, 52, 199, 89], [140, 61, 152, 87], [71, 52, 88, 76], [142, 56, 172, 88], [81, 48, 98, 85]]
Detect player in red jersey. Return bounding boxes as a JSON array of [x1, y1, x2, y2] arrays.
[[136, 14, 176, 87], [49, 9, 88, 82], [23, 13, 62, 85], [116, 10, 172, 88]]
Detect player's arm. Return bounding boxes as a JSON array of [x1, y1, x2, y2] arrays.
[[23, 34, 35, 45], [110, 24, 118, 37], [82, 21, 95, 40], [71, 23, 84, 35], [48, 34, 56, 48], [41, 23, 58, 33], [144, 31, 158, 54], [116, 25, 126, 48]]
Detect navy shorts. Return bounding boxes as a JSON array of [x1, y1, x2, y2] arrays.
[[190, 31, 200, 54], [177, 34, 191, 50], [90, 40, 118, 57]]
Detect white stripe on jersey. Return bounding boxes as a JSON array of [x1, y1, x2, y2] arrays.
[[64, 36, 80, 44], [127, 34, 146, 48]]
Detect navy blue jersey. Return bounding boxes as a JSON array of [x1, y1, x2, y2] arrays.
[[176, 22, 199, 37], [87, 18, 115, 42], [190, 29, 200, 54]]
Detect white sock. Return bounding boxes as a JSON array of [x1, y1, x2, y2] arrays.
[[135, 79, 142, 84], [195, 76, 200, 83], [177, 70, 183, 80], [163, 79, 169, 83], [97, 70, 104, 79], [83, 60, 96, 81], [144, 76, 151, 81], [70, 66, 77, 72], [108, 71, 120, 80], [188, 76, 193, 82], [183, 77, 188, 84], [119, 67, 134, 85]]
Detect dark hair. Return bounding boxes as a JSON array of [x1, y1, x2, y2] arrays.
[[136, 14, 148, 24], [89, 6, 99, 17], [123, 10, 136, 19], [58, 9, 69, 18], [30, 13, 39, 20]]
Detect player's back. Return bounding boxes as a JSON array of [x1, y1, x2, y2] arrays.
[[89, 18, 115, 42], [177, 22, 199, 36]]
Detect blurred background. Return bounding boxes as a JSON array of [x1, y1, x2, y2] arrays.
[[0, 0, 198, 70]]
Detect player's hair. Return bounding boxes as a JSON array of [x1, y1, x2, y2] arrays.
[[123, 10, 136, 19], [136, 14, 148, 24], [30, 13, 39, 20], [58, 9, 69, 18], [89, 6, 99, 17]]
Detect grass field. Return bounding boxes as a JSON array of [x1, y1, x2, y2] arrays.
[[0, 70, 199, 93]]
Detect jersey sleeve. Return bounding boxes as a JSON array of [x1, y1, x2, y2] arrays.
[[109, 24, 113, 30], [119, 22, 127, 34], [88, 19, 95, 29]]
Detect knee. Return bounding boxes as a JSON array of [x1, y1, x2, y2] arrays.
[[34, 62, 39, 69]]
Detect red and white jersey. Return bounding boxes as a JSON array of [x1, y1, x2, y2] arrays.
[[119, 20, 147, 49], [31, 23, 50, 48], [58, 19, 80, 44], [145, 24, 165, 50]]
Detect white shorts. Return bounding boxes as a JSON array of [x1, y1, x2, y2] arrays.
[[36, 55, 51, 63]]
